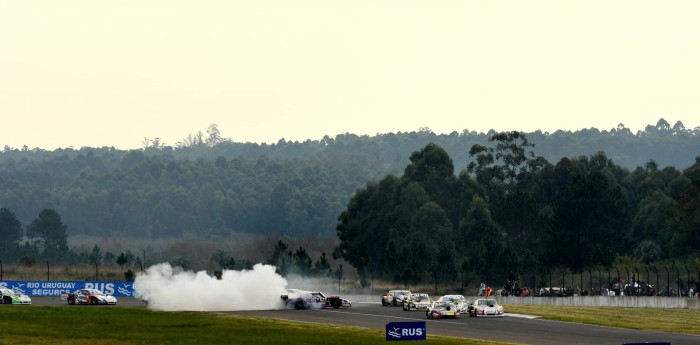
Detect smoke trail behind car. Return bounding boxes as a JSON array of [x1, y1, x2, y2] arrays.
[[133, 262, 287, 311]]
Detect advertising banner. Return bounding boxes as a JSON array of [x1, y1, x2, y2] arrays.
[[0, 280, 135, 297], [386, 321, 426, 341]]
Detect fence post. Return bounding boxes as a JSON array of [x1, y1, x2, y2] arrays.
[[644, 265, 650, 295], [685, 265, 690, 296], [561, 268, 565, 293], [46, 261, 50, 281], [664, 266, 670, 296], [0, 260, 2, 280]]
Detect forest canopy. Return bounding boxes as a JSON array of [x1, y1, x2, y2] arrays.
[[0, 118, 698, 242]]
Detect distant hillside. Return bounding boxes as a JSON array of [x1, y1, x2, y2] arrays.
[[0, 118, 698, 238]]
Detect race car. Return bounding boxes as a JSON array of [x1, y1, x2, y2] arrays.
[[61, 289, 117, 305], [402, 292, 431, 311], [435, 294, 469, 314], [467, 298, 504, 317], [0, 288, 32, 305], [381, 289, 411, 306], [312, 291, 352, 309], [281, 289, 351, 309], [426, 300, 461, 319], [281, 289, 324, 309]]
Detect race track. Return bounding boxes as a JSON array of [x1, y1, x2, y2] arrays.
[[226, 302, 699, 345], [28, 298, 699, 345]]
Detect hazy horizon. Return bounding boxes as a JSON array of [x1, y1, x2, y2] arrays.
[[3, 1, 699, 150], [0, 117, 693, 151]]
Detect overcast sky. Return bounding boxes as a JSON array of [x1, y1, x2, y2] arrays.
[[2, 1, 699, 150]]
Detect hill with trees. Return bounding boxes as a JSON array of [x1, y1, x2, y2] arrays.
[[0, 119, 698, 242]]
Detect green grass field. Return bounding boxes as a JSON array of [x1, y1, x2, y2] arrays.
[[505, 304, 700, 335], [2, 304, 697, 344], [0, 306, 515, 345]]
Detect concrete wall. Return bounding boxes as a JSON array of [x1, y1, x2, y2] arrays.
[[346, 294, 700, 309], [484, 296, 700, 309]]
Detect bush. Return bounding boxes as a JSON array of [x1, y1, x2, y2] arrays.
[[124, 269, 135, 282]]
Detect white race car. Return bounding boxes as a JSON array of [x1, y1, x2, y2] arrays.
[[403, 293, 431, 311], [281, 289, 325, 309], [467, 298, 504, 317], [426, 300, 461, 319], [0, 288, 32, 305], [281, 289, 351, 309], [61, 289, 117, 305], [436, 294, 469, 314]]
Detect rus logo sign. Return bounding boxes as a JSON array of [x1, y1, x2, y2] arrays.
[[386, 321, 426, 341]]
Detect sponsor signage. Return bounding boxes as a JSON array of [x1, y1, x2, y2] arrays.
[[386, 321, 426, 341], [0, 280, 135, 297]]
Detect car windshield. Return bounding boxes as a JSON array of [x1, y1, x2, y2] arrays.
[[479, 299, 495, 306]]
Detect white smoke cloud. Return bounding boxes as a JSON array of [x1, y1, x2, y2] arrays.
[[133, 263, 288, 311]]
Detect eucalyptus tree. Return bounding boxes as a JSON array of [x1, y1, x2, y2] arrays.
[[467, 131, 545, 198]]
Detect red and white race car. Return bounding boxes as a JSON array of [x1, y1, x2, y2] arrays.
[[61, 289, 118, 305]]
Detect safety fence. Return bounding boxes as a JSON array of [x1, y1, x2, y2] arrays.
[[478, 264, 700, 298]]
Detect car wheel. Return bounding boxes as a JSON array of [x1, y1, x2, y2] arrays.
[[331, 299, 342, 309], [2, 296, 11, 304], [67, 297, 75, 305]]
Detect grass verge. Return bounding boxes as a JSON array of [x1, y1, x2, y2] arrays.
[[0, 306, 516, 345], [505, 304, 700, 335]]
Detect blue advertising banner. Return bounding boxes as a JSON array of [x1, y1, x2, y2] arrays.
[[386, 322, 426, 341], [0, 280, 135, 297]]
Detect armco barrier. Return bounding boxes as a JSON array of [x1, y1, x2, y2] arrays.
[[0, 280, 134, 297]]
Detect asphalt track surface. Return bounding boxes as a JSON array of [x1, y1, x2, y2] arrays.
[[30, 298, 699, 345]]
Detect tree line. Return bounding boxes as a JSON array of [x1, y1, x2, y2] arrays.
[[0, 119, 698, 240], [334, 132, 700, 288]]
